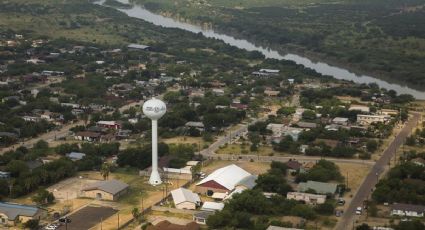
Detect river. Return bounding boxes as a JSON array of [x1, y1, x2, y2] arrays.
[[96, 0, 425, 99]]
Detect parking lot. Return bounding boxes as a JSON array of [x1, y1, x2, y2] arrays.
[[57, 206, 117, 230]]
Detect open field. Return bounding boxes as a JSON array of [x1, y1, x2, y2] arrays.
[[161, 136, 211, 149]]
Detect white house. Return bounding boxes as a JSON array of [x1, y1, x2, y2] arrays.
[[357, 114, 390, 126], [349, 105, 370, 113], [170, 188, 201, 210], [332, 117, 349, 126], [391, 203, 425, 217], [66, 152, 86, 161], [286, 192, 326, 205]]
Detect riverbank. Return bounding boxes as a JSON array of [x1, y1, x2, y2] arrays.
[[104, 1, 425, 99]]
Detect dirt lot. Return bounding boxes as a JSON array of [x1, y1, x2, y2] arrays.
[[56, 206, 117, 230], [336, 162, 371, 194], [47, 177, 99, 201]]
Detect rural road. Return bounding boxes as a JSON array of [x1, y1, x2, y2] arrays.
[[335, 112, 421, 230]]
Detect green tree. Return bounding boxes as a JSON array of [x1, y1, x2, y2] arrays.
[[23, 219, 40, 230], [32, 189, 55, 205], [100, 163, 111, 180], [356, 223, 371, 230], [366, 140, 378, 152]]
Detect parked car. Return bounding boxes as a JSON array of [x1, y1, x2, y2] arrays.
[[337, 198, 345, 205], [59, 217, 71, 223], [335, 209, 343, 217], [45, 224, 57, 230], [355, 206, 362, 215]]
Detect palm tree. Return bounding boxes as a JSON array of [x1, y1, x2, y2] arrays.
[[100, 163, 110, 180]]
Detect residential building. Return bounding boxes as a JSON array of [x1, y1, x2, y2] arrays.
[[128, 44, 150, 51], [264, 90, 280, 97], [81, 179, 129, 201], [286, 160, 303, 174], [97, 121, 121, 129], [357, 114, 390, 126], [332, 117, 349, 126], [391, 203, 425, 217], [193, 211, 214, 225], [287, 192, 326, 205], [349, 105, 370, 113], [66, 152, 86, 161], [266, 123, 285, 137], [0, 171, 10, 179], [0, 202, 45, 226], [296, 121, 317, 129], [298, 180, 338, 195], [74, 131, 101, 142], [170, 188, 201, 210], [185, 121, 205, 132], [411, 158, 425, 167]]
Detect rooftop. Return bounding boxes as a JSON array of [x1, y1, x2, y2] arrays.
[[82, 179, 129, 195], [0, 202, 40, 220], [171, 188, 201, 205], [197, 164, 252, 190]]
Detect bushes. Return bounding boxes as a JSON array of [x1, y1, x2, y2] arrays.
[[207, 190, 317, 229]]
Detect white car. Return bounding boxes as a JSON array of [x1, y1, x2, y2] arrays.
[[45, 225, 57, 230], [355, 206, 362, 215]]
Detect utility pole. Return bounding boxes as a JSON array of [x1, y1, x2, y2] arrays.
[[346, 172, 349, 189], [117, 213, 120, 229]]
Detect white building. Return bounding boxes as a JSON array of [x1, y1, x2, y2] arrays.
[[196, 164, 252, 194], [201, 202, 224, 212], [391, 203, 425, 217], [357, 114, 390, 126], [286, 192, 326, 205], [170, 188, 201, 210], [349, 105, 370, 113], [332, 117, 349, 126]]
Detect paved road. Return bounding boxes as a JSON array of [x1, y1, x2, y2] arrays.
[[0, 120, 86, 155], [198, 117, 375, 166], [335, 112, 421, 230], [0, 99, 146, 155]]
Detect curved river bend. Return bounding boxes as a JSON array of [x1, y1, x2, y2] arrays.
[[97, 0, 425, 99]]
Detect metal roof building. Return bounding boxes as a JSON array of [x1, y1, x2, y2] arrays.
[[171, 188, 201, 210], [81, 179, 129, 201], [196, 164, 251, 193]]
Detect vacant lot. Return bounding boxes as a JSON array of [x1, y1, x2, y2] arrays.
[[47, 177, 99, 201], [57, 206, 117, 230]]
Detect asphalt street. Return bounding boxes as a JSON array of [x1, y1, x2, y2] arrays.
[[335, 112, 420, 230]]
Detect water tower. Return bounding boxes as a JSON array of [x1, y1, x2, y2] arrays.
[[142, 98, 166, 185]]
